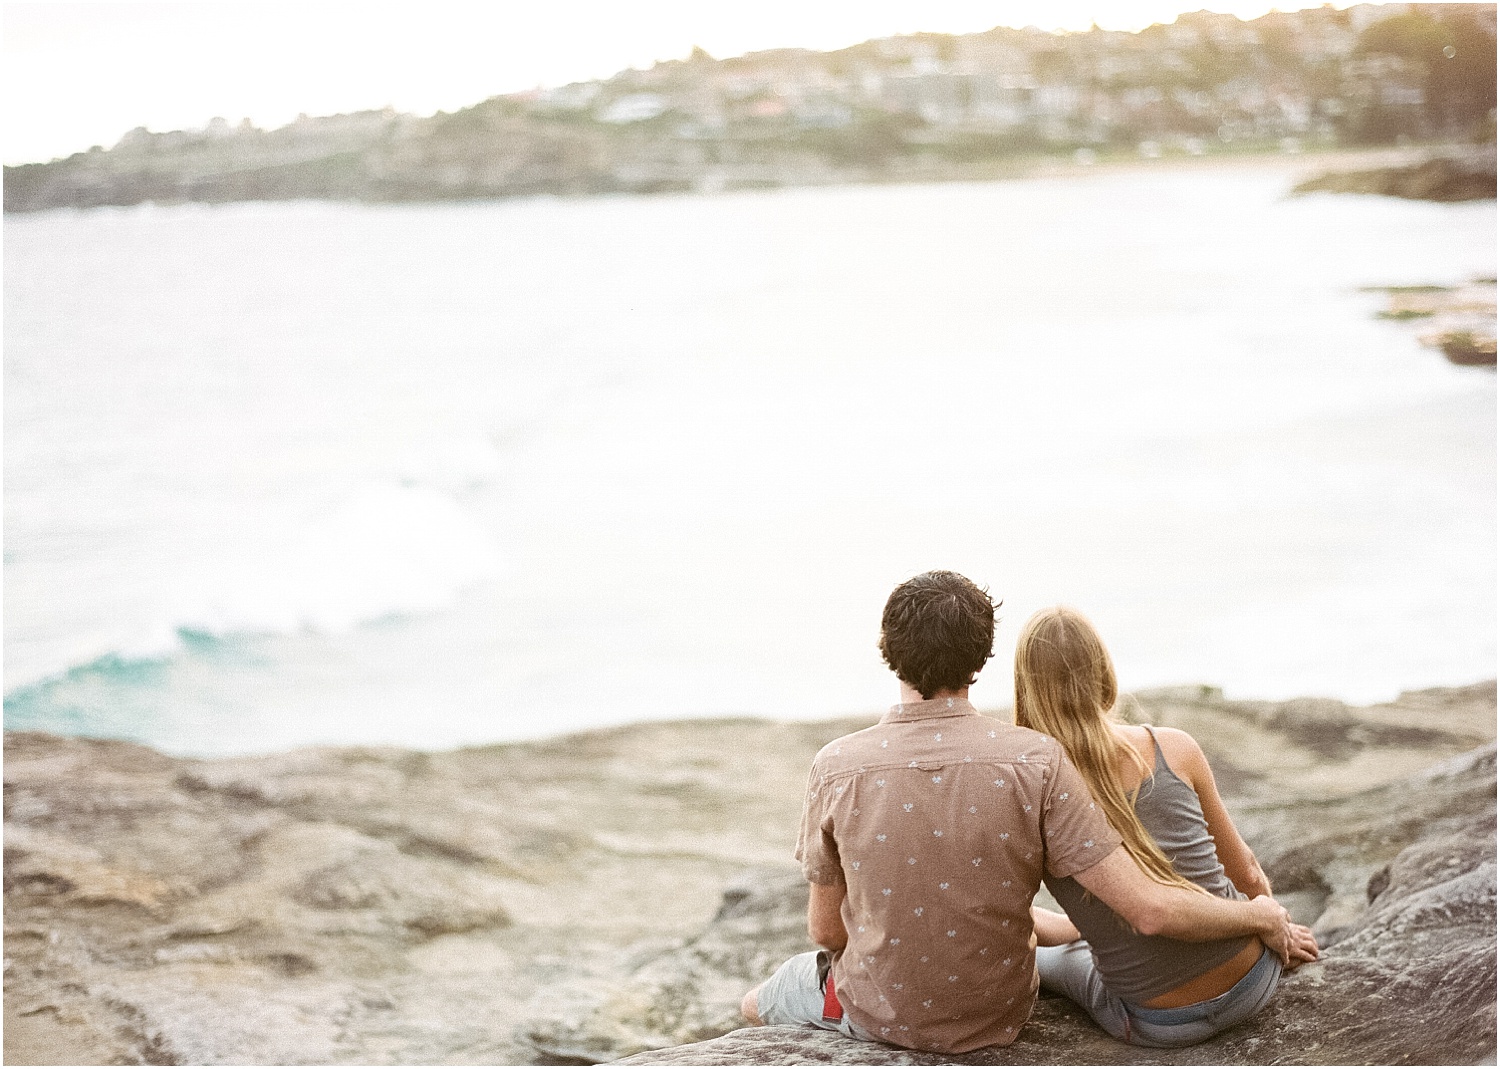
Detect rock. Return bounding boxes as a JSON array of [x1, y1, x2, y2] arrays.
[[522, 868, 813, 1062], [3, 717, 861, 1064], [1291, 151, 1497, 202], [3, 685, 1494, 1065], [614, 745, 1497, 1065], [1429, 329, 1498, 367]]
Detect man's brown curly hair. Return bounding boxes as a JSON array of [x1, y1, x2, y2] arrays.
[[878, 571, 998, 699]]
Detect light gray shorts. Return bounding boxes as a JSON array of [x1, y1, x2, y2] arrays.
[[755, 950, 871, 1041], [1035, 939, 1283, 1048]]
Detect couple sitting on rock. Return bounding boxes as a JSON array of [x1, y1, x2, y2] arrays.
[[741, 570, 1319, 1053]]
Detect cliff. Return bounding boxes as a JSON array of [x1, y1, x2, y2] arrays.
[[4, 682, 1495, 1065]]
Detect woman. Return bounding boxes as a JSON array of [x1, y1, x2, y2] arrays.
[[1014, 606, 1317, 1048]]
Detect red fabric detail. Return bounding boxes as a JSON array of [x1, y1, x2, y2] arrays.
[[822, 973, 844, 1021]]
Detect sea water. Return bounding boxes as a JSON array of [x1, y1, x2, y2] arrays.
[[5, 164, 1495, 756]]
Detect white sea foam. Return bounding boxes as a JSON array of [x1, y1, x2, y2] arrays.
[[116, 622, 190, 663], [179, 483, 501, 637], [397, 434, 506, 493], [3, 632, 183, 695]]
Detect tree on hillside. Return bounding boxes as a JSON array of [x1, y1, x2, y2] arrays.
[[1358, 9, 1498, 138]]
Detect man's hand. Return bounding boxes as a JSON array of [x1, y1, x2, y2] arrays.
[[1248, 895, 1297, 965], [1284, 923, 1320, 971]]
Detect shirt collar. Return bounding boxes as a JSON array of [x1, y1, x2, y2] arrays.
[[881, 695, 979, 723]]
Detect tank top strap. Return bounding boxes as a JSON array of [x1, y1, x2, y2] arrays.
[[1142, 724, 1168, 772]]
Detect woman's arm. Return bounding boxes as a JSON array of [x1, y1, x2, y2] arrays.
[[1031, 905, 1080, 946], [1158, 727, 1273, 899]]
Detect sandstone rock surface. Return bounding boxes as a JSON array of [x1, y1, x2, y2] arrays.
[[4, 682, 1494, 1065], [617, 744, 1497, 1065]]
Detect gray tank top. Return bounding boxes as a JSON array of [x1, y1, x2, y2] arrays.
[[1043, 726, 1250, 1002]]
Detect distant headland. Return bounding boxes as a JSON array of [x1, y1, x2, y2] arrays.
[[5, 4, 1496, 212]]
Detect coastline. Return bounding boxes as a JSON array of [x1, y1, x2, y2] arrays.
[[4, 140, 1491, 214], [1000, 141, 1454, 184], [5, 679, 1494, 1065]]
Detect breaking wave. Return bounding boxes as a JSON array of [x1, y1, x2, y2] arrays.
[[5, 484, 501, 701]]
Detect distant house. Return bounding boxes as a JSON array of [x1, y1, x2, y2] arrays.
[[598, 94, 668, 124], [534, 82, 601, 111]]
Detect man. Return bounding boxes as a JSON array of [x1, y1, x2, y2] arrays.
[[741, 570, 1298, 1054]]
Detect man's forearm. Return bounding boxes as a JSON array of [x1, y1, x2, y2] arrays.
[[1148, 883, 1273, 942], [1074, 846, 1285, 949], [807, 880, 849, 950], [817, 927, 849, 951]]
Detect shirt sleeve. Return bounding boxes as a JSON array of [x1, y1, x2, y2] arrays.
[[1040, 743, 1124, 879], [794, 762, 845, 885]]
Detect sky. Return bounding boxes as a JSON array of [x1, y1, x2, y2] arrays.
[[0, 0, 1425, 165]]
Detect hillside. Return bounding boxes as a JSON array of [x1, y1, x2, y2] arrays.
[[5, 4, 1494, 212]]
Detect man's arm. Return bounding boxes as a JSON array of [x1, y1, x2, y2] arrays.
[[1073, 846, 1295, 962], [807, 880, 848, 951]]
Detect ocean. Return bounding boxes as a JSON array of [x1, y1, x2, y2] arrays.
[[5, 162, 1495, 756]]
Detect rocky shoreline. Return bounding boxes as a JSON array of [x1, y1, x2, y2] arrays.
[[5, 682, 1496, 1065], [1290, 147, 1497, 203], [1362, 277, 1498, 368]]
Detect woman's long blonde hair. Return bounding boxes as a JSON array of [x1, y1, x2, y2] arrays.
[[1014, 606, 1200, 893]]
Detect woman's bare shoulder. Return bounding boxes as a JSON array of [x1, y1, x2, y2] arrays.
[[1146, 724, 1204, 753], [1119, 722, 1200, 754], [1144, 725, 1213, 783]]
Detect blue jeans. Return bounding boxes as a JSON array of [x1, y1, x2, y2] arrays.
[[1034, 940, 1282, 1048]]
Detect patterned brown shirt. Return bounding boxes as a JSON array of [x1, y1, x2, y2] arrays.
[[796, 697, 1122, 1053]]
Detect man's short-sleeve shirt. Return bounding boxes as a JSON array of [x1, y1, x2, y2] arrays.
[[795, 697, 1122, 1053]]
